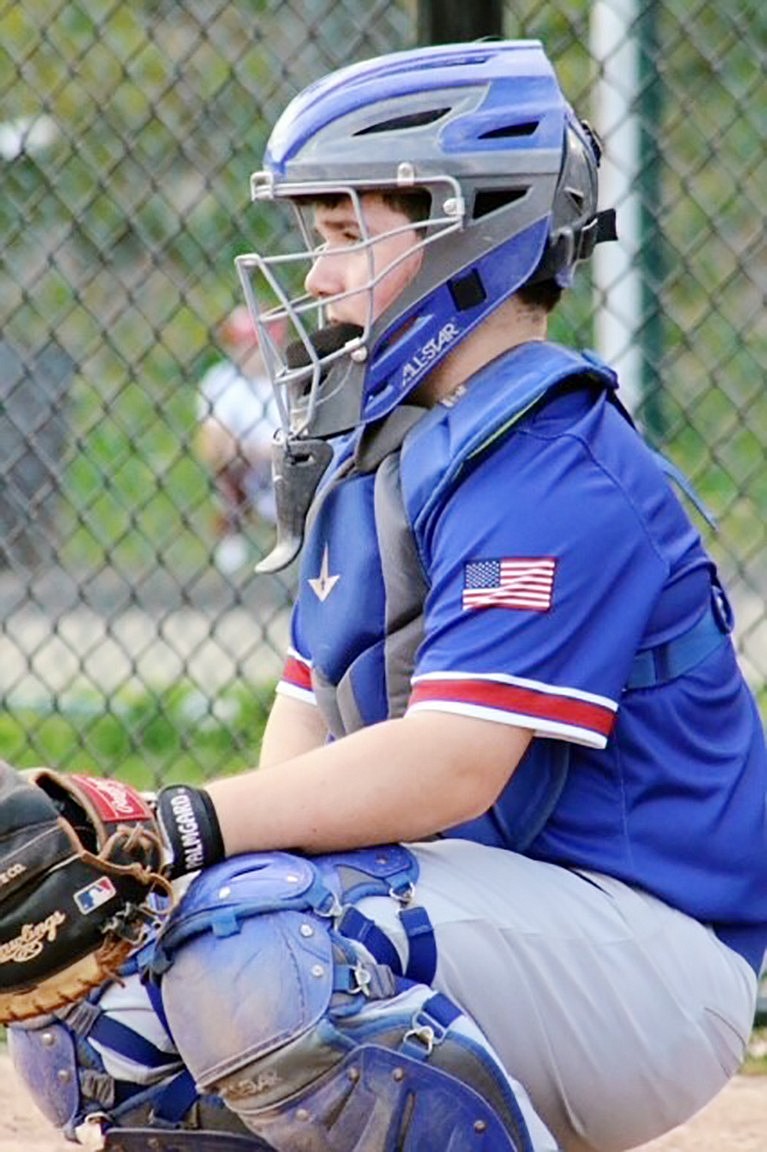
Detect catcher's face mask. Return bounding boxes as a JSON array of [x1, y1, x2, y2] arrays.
[[235, 182, 456, 442]]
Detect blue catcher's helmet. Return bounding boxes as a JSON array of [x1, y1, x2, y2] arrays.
[[236, 40, 609, 445]]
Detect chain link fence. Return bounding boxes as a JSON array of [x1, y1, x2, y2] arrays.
[[1, 0, 764, 785]]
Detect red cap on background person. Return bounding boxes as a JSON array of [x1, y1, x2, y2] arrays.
[[218, 306, 258, 348], [218, 306, 287, 350]]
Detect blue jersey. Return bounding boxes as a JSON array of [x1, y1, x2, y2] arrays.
[[279, 343, 767, 972]]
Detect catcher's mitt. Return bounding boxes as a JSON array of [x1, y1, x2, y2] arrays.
[[0, 761, 171, 1024]]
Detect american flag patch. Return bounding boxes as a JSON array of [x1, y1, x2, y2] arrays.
[[462, 557, 557, 612]]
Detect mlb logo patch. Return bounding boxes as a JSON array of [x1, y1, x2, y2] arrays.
[[74, 876, 117, 915]]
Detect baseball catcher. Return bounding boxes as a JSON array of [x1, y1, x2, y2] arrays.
[[6, 36, 767, 1152]]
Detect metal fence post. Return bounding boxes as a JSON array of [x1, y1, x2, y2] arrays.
[[417, 0, 503, 44], [0, 341, 73, 570]]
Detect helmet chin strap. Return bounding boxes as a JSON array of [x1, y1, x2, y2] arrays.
[[255, 323, 362, 574]]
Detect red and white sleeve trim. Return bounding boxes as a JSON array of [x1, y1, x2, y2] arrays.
[[407, 671, 617, 749], [276, 647, 316, 706]]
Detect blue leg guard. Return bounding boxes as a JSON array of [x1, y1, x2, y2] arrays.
[[146, 850, 541, 1152], [7, 952, 271, 1151]]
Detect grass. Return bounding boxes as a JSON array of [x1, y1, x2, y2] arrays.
[[0, 683, 272, 790]]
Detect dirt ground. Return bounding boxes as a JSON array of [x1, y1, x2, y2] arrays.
[[0, 1048, 764, 1152]]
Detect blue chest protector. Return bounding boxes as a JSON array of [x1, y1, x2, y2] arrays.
[[296, 342, 727, 851]]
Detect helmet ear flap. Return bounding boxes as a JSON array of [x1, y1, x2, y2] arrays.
[[529, 115, 602, 287]]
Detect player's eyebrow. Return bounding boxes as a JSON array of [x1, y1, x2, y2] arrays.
[[314, 203, 357, 227]]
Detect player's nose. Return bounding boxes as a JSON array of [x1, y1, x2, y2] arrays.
[[304, 246, 344, 300]]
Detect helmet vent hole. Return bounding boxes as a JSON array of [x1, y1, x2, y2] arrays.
[[472, 188, 529, 220], [478, 120, 539, 140], [353, 108, 451, 136]]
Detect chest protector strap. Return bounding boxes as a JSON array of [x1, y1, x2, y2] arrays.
[[398, 343, 617, 536]]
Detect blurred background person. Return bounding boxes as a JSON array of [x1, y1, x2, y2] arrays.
[[196, 306, 285, 574]]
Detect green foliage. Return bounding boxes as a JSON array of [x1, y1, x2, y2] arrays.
[[1, 2, 412, 574], [63, 371, 213, 570], [0, 684, 272, 790]]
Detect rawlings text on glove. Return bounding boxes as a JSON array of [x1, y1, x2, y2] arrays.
[[0, 762, 171, 1023]]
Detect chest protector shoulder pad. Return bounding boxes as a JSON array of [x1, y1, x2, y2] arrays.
[[393, 343, 618, 850]]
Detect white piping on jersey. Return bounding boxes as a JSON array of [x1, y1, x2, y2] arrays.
[[410, 669, 617, 712], [405, 699, 608, 750], [276, 681, 316, 706]]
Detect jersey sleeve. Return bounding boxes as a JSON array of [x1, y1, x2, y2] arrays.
[[275, 606, 317, 706], [407, 416, 670, 748]]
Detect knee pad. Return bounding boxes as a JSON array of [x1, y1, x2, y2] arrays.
[[7, 953, 255, 1149], [148, 849, 534, 1152]]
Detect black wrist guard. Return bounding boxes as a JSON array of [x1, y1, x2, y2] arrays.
[[156, 784, 225, 879]]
